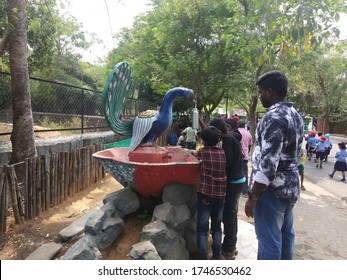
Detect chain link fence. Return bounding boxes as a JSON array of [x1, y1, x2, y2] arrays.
[[0, 71, 157, 140]]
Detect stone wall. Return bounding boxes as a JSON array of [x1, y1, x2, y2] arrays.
[[0, 131, 121, 165]]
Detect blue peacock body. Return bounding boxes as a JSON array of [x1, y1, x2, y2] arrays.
[[103, 62, 195, 153]]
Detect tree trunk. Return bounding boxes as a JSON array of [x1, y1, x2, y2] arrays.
[[321, 109, 330, 133], [249, 95, 258, 144], [7, 0, 36, 167]]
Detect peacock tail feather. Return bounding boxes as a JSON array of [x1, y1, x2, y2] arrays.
[[103, 62, 134, 136]]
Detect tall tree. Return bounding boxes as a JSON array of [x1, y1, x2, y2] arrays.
[[286, 43, 347, 133], [107, 0, 239, 116], [7, 0, 37, 165]]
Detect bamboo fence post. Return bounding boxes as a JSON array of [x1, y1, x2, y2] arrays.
[[80, 148, 85, 190], [77, 148, 82, 192], [54, 153, 59, 206], [59, 152, 65, 203], [36, 157, 42, 218], [24, 158, 29, 220], [72, 149, 77, 195], [44, 154, 50, 210], [7, 165, 23, 224], [50, 154, 55, 207], [32, 157, 37, 218], [69, 151, 74, 197], [0, 166, 8, 233], [27, 157, 33, 219], [86, 146, 90, 189], [64, 152, 69, 200], [90, 145, 96, 183], [40, 157, 45, 212]]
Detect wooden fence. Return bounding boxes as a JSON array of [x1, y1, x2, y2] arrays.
[[0, 144, 106, 233]]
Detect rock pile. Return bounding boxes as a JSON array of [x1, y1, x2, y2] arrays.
[[59, 183, 198, 260]]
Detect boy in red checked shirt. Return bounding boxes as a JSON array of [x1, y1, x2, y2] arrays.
[[192, 126, 227, 260]]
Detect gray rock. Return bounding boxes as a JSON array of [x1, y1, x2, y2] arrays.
[[104, 187, 140, 217], [129, 240, 161, 260], [152, 202, 190, 232], [25, 242, 63, 260], [162, 183, 195, 206], [60, 235, 102, 260], [85, 208, 105, 235], [92, 214, 124, 252], [58, 208, 101, 242], [141, 220, 189, 260], [183, 213, 198, 254]]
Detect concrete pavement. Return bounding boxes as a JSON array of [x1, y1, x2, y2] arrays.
[[236, 134, 347, 260]]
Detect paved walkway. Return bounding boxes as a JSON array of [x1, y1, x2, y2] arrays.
[[236, 134, 347, 260]]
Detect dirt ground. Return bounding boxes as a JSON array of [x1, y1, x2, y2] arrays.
[[0, 174, 150, 260]]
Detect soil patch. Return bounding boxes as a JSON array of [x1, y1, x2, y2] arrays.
[[0, 175, 146, 260], [0, 123, 61, 142]]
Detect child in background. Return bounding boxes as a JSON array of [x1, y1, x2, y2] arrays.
[[177, 130, 186, 147], [328, 142, 347, 182], [324, 134, 333, 162], [315, 135, 327, 169], [298, 148, 306, 190], [307, 132, 317, 161], [193, 126, 227, 260]]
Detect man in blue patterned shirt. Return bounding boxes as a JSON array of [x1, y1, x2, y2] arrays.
[[244, 70, 304, 260]]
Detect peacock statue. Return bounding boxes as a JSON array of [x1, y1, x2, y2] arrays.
[[103, 62, 195, 153]]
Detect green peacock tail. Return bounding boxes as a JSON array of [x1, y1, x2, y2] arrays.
[[102, 62, 134, 137]]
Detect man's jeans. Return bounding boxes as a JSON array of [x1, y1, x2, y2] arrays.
[[197, 193, 224, 260], [254, 190, 296, 260], [222, 182, 243, 253]]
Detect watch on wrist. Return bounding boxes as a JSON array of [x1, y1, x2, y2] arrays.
[[247, 190, 259, 200]]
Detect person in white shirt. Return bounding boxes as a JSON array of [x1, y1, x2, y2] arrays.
[[182, 121, 197, 149]]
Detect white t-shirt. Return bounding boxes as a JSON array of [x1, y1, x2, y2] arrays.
[[183, 126, 196, 142]]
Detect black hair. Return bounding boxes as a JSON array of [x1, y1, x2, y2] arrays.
[[208, 117, 228, 134], [338, 142, 346, 150], [225, 118, 238, 130], [256, 70, 288, 98], [238, 120, 246, 128], [200, 126, 220, 147]]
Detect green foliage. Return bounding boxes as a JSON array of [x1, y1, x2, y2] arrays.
[[136, 209, 152, 221], [105, 0, 346, 122], [284, 42, 347, 130]]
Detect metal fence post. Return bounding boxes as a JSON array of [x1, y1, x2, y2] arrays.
[[81, 89, 85, 134]]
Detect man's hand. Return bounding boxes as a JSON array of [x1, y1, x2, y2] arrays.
[[245, 198, 257, 218]]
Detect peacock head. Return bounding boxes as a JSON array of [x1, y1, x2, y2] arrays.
[[169, 87, 196, 104]]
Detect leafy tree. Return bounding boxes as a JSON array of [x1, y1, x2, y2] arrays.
[[107, 0, 239, 116], [286, 43, 347, 133], [105, 0, 346, 140], [222, 0, 347, 136]]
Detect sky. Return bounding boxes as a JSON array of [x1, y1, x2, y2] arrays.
[[66, 0, 347, 64], [66, 0, 152, 63]]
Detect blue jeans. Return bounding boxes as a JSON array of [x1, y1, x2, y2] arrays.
[[254, 190, 296, 260], [222, 182, 243, 253], [197, 192, 224, 260]]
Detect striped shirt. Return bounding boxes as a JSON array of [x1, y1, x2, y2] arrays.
[[197, 146, 227, 199]]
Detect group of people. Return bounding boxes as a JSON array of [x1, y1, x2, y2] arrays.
[[192, 70, 304, 260], [305, 131, 347, 181], [305, 131, 332, 168]]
